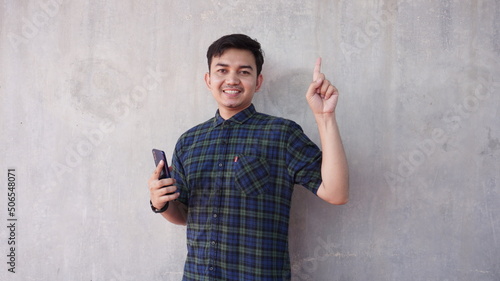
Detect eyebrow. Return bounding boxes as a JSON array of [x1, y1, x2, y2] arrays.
[[215, 63, 254, 71]]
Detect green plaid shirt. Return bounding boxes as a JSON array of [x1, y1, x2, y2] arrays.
[[172, 104, 322, 280]]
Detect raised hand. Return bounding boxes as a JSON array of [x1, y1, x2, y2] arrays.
[[306, 58, 339, 115]]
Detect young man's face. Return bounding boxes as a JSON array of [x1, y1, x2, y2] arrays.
[[205, 48, 263, 119]]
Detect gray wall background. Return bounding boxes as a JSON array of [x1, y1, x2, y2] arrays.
[[1, 0, 499, 280]]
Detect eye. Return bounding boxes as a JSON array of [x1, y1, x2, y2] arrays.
[[216, 69, 227, 74]]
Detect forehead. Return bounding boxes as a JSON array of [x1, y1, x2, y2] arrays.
[[211, 48, 256, 68]]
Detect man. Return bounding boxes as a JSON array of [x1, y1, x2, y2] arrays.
[[148, 34, 349, 280]]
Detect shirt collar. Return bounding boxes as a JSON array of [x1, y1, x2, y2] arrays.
[[213, 104, 257, 127]]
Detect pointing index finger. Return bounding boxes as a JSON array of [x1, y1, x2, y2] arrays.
[[313, 57, 322, 81]]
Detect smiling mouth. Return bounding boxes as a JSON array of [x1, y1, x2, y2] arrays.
[[223, 90, 241, 94], [222, 87, 243, 96]]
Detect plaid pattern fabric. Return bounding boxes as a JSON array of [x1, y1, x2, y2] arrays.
[[172, 104, 322, 280]]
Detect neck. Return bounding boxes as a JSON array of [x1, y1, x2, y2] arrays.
[[219, 105, 250, 120]]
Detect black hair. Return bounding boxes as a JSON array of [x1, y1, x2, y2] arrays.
[[206, 34, 264, 75]]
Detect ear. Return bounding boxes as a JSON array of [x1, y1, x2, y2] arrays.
[[255, 74, 264, 92], [204, 72, 211, 90]]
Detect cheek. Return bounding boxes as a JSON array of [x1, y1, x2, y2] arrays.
[[247, 81, 259, 90], [211, 76, 225, 85]]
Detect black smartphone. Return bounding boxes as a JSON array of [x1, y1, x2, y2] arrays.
[[152, 149, 176, 196], [152, 149, 171, 180]]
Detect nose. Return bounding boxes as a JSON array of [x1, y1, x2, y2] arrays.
[[225, 71, 240, 85]]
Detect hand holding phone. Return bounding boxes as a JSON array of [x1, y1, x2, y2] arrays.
[[152, 149, 176, 195], [152, 148, 171, 180]]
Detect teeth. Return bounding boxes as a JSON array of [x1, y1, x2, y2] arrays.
[[224, 90, 240, 94]]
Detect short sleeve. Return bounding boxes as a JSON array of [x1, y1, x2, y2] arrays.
[[286, 123, 323, 195], [171, 140, 189, 207]]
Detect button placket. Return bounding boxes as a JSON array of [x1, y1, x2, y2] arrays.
[[208, 121, 231, 276]]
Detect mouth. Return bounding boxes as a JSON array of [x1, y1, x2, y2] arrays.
[[222, 88, 242, 96]]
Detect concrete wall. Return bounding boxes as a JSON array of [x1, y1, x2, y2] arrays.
[[1, 0, 499, 280]]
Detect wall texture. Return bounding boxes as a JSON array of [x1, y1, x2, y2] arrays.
[[1, 0, 499, 280]]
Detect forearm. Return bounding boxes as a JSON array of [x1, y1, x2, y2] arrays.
[[160, 201, 188, 225], [315, 113, 349, 205]]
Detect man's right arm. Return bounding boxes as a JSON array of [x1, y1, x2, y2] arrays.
[[148, 160, 188, 225]]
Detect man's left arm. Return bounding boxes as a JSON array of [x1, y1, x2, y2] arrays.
[[306, 58, 349, 205]]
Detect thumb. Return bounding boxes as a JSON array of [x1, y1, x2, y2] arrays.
[[151, 160, 164, 180]]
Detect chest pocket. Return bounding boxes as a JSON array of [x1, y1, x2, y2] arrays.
[[233, 155, 270, 196]]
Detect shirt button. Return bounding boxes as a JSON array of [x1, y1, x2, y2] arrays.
[[209, 267, 214, 271], [211, 241, 216, 245], [218, 163, 223, 167], [213, 214, 218, 218]]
